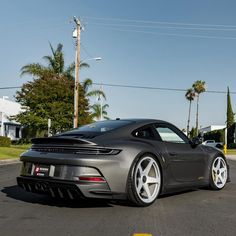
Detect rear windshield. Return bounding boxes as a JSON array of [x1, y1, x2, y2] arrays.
[[65, 120, 133, 134]]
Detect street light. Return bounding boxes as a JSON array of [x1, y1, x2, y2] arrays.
[[73, 56, 102, 128], [81, 57, 102, 63]]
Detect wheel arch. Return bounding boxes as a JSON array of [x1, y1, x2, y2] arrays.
[[125, 150, 164, 196]]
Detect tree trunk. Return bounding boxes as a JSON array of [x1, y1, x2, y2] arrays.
[[187, 101, 192, 137], [196, 95, 199, 135]]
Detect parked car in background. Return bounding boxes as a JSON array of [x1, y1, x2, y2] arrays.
[[202, 140, 223, 149]]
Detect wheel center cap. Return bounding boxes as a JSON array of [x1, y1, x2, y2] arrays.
[[142, 176, 147, 183], [217, 170, 220, 175]]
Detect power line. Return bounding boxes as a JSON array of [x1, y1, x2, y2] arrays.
[[89, 25, 236, 40], [82, 16, 236, 29], [92, 82, 235, 94], [88, 22, 236, 32], [1, 83, 235, 94], [0, 86, 21, 90], [81, 43, 94, 58]]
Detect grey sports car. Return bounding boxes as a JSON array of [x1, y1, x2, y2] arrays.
[[17, 119, 229, 206]]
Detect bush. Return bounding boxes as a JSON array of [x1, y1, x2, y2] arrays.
[[203, 129, 225, 143], [0, 136, 11, 147], [227, 143, 236, 149], [11, 138, 31, 145]]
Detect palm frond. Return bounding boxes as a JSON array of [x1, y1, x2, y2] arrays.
[[49, 42, 56, 58], [56, 43, 63, 53], [87, 90, 106, 100], [20, 63, 50, 77], [82, 78, 93, 92], [64, 63, 75, 79], [79, 62, 90, 69], [43, 55, 55, 69]]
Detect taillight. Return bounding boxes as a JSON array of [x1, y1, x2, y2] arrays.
[[78, 176, 106, 182]]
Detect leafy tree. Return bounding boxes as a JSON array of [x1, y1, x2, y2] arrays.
[[227, 86, 235, 128], [189, 127, 198, 139], [185, 88, 195, 137], [192, 80, 206, 135], [14, 75, 91, 136], [16, 43, 93, 137], [204, 129, 225, 143], [90, 103, 110, 121]]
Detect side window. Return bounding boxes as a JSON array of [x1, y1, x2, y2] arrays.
[[155, 125, 186, 144], [133, 126, 155, 139]]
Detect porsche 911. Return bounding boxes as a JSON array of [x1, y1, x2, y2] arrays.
[[17, 119, 229, 206]]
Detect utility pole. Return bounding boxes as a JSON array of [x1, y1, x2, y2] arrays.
[[100, 84, 103, 121], [73, 17, 82, 128]]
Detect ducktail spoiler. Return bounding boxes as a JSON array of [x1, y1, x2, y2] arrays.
[[31, 137, 96, 146]]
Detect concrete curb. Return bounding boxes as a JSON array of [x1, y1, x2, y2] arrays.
[[0, 158, 20, 166], [226, 155, 236, 161]]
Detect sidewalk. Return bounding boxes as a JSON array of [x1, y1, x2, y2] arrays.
[[226, 155, 236, 161], [0, 158, 20, 166]]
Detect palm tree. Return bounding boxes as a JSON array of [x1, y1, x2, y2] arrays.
[[90, 103, 109, 120], [192, 80, 206, 135], [21, 43, 89, 79], [82, 79, 106, 100], [185, 88, 195, 137]]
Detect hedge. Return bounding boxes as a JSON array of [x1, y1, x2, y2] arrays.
[[0, 136, 11, 147], [203, 129, 225, 143]]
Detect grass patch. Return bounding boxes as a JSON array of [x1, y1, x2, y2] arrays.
[[0, 144, 31, 160], [227, 149, 236, 155]]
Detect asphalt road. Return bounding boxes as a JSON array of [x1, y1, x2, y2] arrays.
[[0, 161, 236, 236]]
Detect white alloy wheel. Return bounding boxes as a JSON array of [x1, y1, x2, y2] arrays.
[[211, 156, 227, 189], [134, 156, 161, 204]]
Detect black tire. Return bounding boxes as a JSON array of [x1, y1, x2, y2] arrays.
[[127, 154, 161, 207]]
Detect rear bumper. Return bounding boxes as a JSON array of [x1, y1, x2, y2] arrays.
[[17, 176, 125, 200], [17, 176, 84, 199]]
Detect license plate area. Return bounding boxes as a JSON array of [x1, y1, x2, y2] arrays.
[[31, 164, 55, 177]]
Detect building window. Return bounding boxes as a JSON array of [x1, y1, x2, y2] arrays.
[[16, 127, 20, 138]]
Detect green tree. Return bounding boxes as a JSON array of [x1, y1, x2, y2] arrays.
[[16, 43, 92, 137], [189, 127, 198, 139], [226, 87, 235, 145], [14, 75, 91, 136], [185, 88, 195, 137], [90, 103, 109, 121], [192, 80, 206, 135], [227, 86, 235, 128]]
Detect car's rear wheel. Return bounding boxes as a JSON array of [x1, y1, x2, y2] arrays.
[[210, 156, 227, 190], [128, 155, 161, 207]]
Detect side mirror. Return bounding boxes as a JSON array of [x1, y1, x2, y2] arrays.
[[191, 137, 201, 147]]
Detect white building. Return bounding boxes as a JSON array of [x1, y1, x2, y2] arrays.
[[0, 96, 22, 140], [200, 125, 226, 134]]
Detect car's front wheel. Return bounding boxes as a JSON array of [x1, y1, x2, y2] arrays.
[[210, 156, 227, 190], [127, 155, 161, 207]]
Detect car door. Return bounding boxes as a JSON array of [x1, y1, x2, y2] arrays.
[[153, 123, 207, 184]]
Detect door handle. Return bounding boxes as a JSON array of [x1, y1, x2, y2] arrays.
[[169, 152, 178, 156]]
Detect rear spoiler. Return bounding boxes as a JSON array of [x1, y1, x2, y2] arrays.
[[31, 137, 96, 146]]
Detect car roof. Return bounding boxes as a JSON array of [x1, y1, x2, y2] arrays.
[[112, 118, 169, 125]]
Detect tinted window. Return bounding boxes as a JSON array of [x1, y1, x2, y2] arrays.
[[65, 120, 133, 133], [155, 126, 186, 143], [133, 127, 154, 139]]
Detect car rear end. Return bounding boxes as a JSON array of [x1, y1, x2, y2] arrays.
[[17, 135, 129, 200]]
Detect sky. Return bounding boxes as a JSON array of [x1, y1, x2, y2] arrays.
[[0, 0, 236, 130]]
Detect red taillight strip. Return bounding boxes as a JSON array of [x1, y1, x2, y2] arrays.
[[78, 176, 106, 182]]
